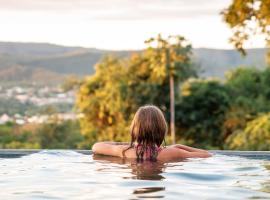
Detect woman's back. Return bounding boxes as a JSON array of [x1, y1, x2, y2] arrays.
[[122, 145, 211, 162]]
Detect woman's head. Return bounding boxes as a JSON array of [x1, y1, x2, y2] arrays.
[[130, 105, 167, 148]]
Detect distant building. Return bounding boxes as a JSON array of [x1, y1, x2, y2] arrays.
[[58, 113, 77, 121], [0, 114, 12, 124], [15, 119, 25, 125], [15, 94, 29, 103]]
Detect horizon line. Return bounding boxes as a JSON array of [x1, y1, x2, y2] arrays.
[[0, 40, 267, 51]]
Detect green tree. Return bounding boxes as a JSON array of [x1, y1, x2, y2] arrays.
[[226, 67, 270, 113], [222, 67, 270, 143], [36, 119, 83, 149], [176, 79, 230, 148], [0, 122, 40, 149]]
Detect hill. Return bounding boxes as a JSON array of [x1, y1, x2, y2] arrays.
[[193, 48, 267, 77], [0, 42, 268, 85]]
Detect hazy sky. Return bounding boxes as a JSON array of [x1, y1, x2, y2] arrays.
[[0, 0, 265, 50]]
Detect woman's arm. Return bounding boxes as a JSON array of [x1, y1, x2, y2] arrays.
[[159, 147, 211, 160], [92, 142, 129, 157], [181, 150, 212, 158], [170, 144, 209, 153], [168, 144, 212, 158]]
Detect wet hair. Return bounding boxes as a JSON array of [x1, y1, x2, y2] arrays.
[[123, 105, 167, 161]]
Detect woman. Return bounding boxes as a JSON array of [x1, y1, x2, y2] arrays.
[[92, 105, 211, 162]]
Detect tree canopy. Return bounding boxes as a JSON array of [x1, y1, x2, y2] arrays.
[[222, 0, 270, 61], [226, 113, 270, 150]]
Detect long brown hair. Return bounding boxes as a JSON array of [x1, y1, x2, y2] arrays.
[[123, 105, 167, 161]]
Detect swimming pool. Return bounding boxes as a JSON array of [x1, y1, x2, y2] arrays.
[[1, 150, 270, 200]]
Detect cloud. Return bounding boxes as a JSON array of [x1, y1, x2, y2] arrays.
[[0, 0, 230, 20]]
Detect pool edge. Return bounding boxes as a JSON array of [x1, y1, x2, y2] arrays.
[[0, 149, 269, 157]]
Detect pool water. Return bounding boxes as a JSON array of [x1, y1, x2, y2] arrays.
[[1, 150, 270, 200]]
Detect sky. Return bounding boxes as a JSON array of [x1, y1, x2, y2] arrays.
[[0, 0, 265, 50]]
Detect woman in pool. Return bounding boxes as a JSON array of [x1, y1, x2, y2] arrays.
[[92, 105, 211, 161]]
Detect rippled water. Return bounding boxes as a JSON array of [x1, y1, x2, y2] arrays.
[[1, 151, 270, 200]]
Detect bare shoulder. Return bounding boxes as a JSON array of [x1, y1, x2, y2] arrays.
[[157, 146, 183, 160]]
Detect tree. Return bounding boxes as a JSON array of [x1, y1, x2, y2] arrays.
[[222, 67, 270, 148], [145, 34, 193, 144], [0, 122, 40, 149], [226, 67, 270, 113], [36, 119, 83, 149], [226, 113, 270, 150], [176, 79, 230, 148], [222, 0, 270, 61], [76, 56, 131, 145]]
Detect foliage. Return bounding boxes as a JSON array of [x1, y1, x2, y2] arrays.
[[221, 67, 270, 146], [222, 106, 253, 143], [176, 79, 230, 147], [36, 118, 84, 149], [144, 34, 195, 83], [61, 75, 82, 92], [76, 56, 131, 145], [226, 113, 270, 150], [222, 0, 270, 61], [0, 120, 84, 149], [175, 67, 270, 149], [0, 122, 40, 149], [226, 67, 270, 113]]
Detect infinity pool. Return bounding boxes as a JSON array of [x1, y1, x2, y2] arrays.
[[1, 150, 270, 200]]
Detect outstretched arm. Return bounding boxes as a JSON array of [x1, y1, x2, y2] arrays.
[[169, 144, 212, 157], [92, 142, 129, 157], [171, 144, 208, 152]]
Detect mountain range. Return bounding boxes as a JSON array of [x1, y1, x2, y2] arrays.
[[0, 41, 268, 85]]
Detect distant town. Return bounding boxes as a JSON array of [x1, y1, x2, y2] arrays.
[[0, 85, 80, 125]]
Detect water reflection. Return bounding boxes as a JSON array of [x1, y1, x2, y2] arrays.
[[93, 155, 169, 199], [133, 186, 165, 199], [93, 155, 169, 198], [93, 154, 166, 180], [133, 187, 165, 194], [260, 164, 270, 193]]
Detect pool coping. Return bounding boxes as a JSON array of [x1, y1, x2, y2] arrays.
[[0, 149, 270, 159]]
